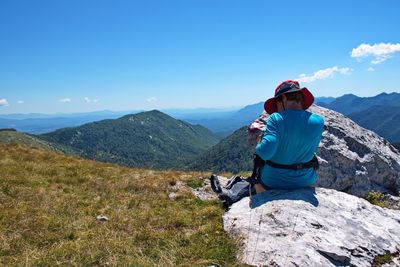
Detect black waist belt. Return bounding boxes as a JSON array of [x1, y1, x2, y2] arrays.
[[266, 155, 319, 170]]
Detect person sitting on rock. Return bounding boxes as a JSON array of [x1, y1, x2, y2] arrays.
[[255, 80, 324, 193]]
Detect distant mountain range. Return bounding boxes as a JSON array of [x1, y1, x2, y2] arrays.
[[184, 97, 337, 137], [0, 110, 139, 134], [0, 98, 333, 135], [2, 92, 400, 167], [319, 92, 400, 142], [39, 110, 219, 169], [0, 115, 124, 134], [2, 102, 399, 174], [185, 94, 400, 143], [314, 97, 336, 105], [0, 108, 236, 134], [0, 110, 136, 120], [318, 92, 400, 115]]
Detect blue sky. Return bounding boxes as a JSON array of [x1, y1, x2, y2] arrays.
[[1, 0, 400, 114]]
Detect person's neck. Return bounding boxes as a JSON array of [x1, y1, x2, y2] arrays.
[[284, 101, 303, 110]]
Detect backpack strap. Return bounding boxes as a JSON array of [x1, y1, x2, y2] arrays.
[[250, 154, 266, 180]]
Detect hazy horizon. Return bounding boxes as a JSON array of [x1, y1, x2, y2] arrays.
[[1, 91, 399, 116]]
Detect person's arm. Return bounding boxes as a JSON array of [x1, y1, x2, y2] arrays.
[[255, 114, 280, 160]]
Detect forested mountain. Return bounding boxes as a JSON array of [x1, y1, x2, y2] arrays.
[[317, 94, 360, 114], [348, 105, 400, 142], [320, 92, 400, 115], [320, 92, 400, 142], [189, 127, 252, 173], [0, 108, 233, 134], [40, 110, 219, 169]]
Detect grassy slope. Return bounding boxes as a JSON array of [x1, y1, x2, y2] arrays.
[[0, 130, 77, 155], [0, 143, 242, 266]]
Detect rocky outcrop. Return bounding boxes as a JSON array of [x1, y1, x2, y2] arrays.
[[192, 106, 400, 266], [223, 188, 400, 267], [192, 105, 400, 197], [310, 105, 400, 197]]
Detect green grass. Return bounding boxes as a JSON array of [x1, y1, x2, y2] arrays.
[[366, 191, 388, 208], [372, 252, 399, 266], [0, 130, 77, 155], [0, 143, 243, 266], [186, 178, 205, 189]]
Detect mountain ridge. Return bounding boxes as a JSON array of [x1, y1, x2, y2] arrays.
[[320, 91, 400, 115], [0, 129, 78, 155], [39, 110, 219, 169]]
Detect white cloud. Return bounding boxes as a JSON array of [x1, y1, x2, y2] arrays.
[[147, 97, 158, 103], [84, 97, 99, 103], [297, 66, 352, 83], [351, 43, 400, 64], [367, 67, 375, 72], [371, 57, 390, 64], [17, 100, 24, 104], [59, 98, 71, 103], [0, 98, 9, 106]]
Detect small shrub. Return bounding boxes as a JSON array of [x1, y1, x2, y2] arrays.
[[366, 191, 388, 208], [372, 251, 399, 266]]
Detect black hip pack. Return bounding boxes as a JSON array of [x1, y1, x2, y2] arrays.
[[266, 155, 319, 171]]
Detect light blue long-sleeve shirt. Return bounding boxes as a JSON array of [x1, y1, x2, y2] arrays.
[[255, 109, 324, 189]]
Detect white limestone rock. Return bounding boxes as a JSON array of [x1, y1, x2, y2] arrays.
[[190, 175, 231, 201], [310, 105, 400, 197], [223, 187, 400, 267]]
